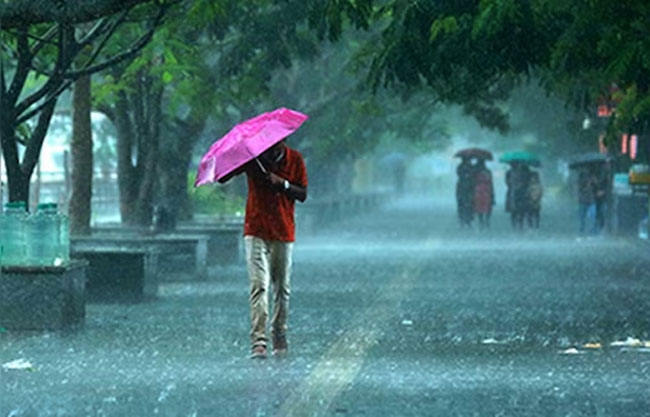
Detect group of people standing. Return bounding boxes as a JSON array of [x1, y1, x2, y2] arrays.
[[456, 158, 543, 230]]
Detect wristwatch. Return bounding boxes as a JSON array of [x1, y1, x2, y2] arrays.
[[283, 179, 290, 190]]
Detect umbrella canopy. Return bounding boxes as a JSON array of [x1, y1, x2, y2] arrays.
[[454, 148, 493, 160], [568, 152, 610, 169], [194, 108, 308, 187], [499, 151, 541, 167]]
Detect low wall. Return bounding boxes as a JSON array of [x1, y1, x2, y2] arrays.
[[0, 261, 87, 330]]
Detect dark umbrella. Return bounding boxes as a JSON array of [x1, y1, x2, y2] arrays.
[[454, 148, 493, 160], [568, 152, 611, 169]]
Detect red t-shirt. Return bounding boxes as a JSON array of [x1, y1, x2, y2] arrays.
[[244, 147, 307, 242]]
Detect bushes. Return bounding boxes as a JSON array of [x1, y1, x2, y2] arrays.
[[187, 174, 244, 215]]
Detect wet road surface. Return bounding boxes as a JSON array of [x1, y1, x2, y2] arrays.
[[2, 196, 650, 416]]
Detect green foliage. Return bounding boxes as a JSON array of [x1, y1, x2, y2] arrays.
[[350, 0, 650, 148], [363, 0, 552, 132], [473, 0, 518, 38], [430, 16, 458, 42], [15, 122, 31, 143], [187, 174, 244, 215]]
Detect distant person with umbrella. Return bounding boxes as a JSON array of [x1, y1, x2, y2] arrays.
[[568, 153, 611, 235], [505, 163, 531, 230], [525, 170, 543, 229], [195, 108, 308, 359], [455, 148, 493, 228], [577, 168, 598, 234], [456, 157, 476, 227], [473, 158, 495, 229], [501, 152, 540, 230]]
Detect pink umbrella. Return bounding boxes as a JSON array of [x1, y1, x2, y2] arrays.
[[194, 107, 309, 187]]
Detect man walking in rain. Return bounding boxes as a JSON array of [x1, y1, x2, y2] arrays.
[[221, 141, 308, 359]]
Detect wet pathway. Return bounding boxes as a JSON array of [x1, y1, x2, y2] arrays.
[[2, 196, 650, 416]]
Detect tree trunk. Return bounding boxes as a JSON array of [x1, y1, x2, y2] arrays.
[[1, 93, 28, 204], [69, 75, 93, 235], [158, 139, 195, 224], [111, 90, 139, 224], [5, 166, 30, 205], [157, 117, 206, 226], [108, 75, 162, 227], [132, 80, 162, 227], [0, 100, 56, 205]]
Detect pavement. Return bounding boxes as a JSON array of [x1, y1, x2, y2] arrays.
[[2, 195, 650, 417]]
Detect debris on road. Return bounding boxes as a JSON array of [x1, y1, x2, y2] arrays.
[[559, 348, 585, 355], [2, 358, 35, 371], [481, 338, 507, 345], [610, 337, 650, 348]]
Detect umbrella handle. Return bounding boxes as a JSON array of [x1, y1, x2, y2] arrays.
[[254, 157, 269, 175]]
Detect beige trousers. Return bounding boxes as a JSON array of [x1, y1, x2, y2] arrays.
[[244, 236, 293, 348]]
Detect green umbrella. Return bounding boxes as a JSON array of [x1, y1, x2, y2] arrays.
[[499, 151, 541, 167]]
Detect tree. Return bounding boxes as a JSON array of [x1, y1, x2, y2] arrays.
[[347, 0, 650, 160], [254, 28, 451, 196], [93, 0, 374, 226], [540, 1, 650, 160], [0, 0, 168, 204]]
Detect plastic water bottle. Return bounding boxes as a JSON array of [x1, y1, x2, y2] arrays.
[[0, 201, 27, 265], [45, 203, 62, 265], [25, 203, 59, 266]]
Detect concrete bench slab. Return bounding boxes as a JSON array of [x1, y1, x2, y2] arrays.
[[94, 223, 243, 266], [72, 234, 208, 280], [0, 261, 87, 330], [176, 224, 242, 265], [71, 247, 159, 302]]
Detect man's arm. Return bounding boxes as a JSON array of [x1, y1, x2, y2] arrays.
[[268, 172, 307, 202], [218, 166, 245, 184], [218, 160, 262, 184]]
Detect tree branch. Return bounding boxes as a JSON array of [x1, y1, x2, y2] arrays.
[[7, 27, 32, 105], [0, 0, 153, 29], [75, 10, 131, 71], [26, 14, 120, 79], [20, 97, 57, 175], [16, 79, 73, 125], [76, 16, 112, 46], [64, 4, 166, 79], [14, 25, 71, 117], [29, 24, 59, 57], [17, 4, 163, 121]]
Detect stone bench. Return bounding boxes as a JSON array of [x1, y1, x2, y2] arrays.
[[72, 234, 209, 281], [71, 246, 160, 302], [0, 261, 87, 330], [94, 221, 244, 266], [176, 224, 243, 265]]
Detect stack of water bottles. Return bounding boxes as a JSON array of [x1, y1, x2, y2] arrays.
[[0, 201, 70, 267]]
